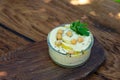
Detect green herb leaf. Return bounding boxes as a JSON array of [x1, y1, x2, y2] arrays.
[[70, 21, 90, 36]]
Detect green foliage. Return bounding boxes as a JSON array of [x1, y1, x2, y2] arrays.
[[70, 21, 89, 36], [114, 0, 120, 3]]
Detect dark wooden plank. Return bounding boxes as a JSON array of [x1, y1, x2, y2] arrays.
[[0, 0, 119, 41], [64, 0, 120, 33], [0, 39, 105, 80], [0, 0, 119, 79], [0, 26, 30, 55], [0, 0, 54, 41], [85, 21, 120, 80]]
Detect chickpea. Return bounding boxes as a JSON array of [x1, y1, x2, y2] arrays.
[[57, 29, 63, 34], [78, 37, 84, 43], [56, 33, 62, 40], [71, 39, 77, 45], [66, 31, 73, 37], [68, 50, 74, 54], [55, 41, 62, 46]]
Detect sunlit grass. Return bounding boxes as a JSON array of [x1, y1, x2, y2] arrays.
[[70, 0, 91, 5]]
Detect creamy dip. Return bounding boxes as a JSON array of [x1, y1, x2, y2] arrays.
[[47, 24, 94, 67]]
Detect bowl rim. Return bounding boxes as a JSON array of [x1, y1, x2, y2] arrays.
[[47, 24, 94, 56]]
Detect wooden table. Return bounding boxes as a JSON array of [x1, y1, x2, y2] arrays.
[[0, 0, 120, 80]]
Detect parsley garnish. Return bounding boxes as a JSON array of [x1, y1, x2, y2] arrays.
[[70, 21, 89, 36]]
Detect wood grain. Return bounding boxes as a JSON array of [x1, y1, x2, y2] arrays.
[[0, 26, 30, 55], [64, 0, 120, 33], [0, 40, 105, 80], [0, 0, 120, 41], [86, 20, 120, 80], [0, 0, 119, 80]]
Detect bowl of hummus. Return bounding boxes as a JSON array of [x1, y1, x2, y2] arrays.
[[47, 21, 94, 68]]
